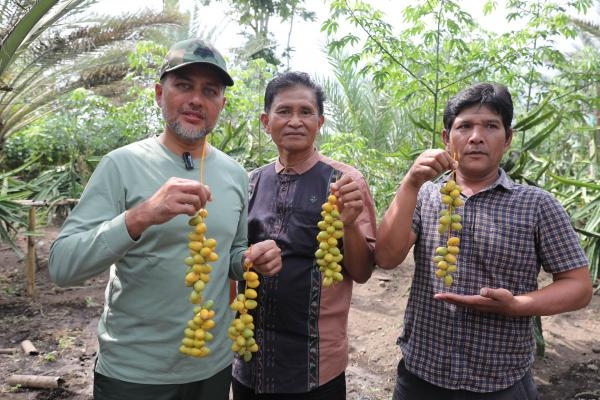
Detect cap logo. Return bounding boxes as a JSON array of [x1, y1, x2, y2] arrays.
[[195, 47, 215, 59]]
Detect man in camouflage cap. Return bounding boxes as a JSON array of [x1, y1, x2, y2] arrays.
[[49, 38, 282, 400], [160, 38, 234, 86]]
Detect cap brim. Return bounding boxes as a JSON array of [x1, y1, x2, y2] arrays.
[[160, 61, 234, 86]]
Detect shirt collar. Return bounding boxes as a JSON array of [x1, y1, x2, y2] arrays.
[[494, 168, 516, 190], [275, 148, 320, 175]]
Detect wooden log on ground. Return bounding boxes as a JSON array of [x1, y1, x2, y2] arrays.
[[6, 374, 63, 389], [0, 347, 18, 354], [20, 340, 39, 355]]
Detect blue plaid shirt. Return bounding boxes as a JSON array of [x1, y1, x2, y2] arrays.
[[400, 169, 588, 392]]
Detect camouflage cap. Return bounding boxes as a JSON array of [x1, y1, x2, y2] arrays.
[[160, 38, 234, 86]]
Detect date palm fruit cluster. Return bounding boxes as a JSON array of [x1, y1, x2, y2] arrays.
[[434, 179, 464, 287], [228, 263, 260, 362], [179, 209, 219, 357], [314, 194, 344, 287], [179, 300, 216, 357]]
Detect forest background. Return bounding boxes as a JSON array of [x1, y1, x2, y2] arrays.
[[0, 0, 599, 359]]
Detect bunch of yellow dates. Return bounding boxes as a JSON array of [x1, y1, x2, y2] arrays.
[[228, 264, 260, 361], [314, 194, 344, 287], [434, 180, 463, 287], [179, 209, 219, 357]]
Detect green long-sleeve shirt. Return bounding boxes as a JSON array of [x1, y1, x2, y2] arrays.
[[49, 137, 248, 384]]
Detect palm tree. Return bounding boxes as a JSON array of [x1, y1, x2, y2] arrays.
[[0, 0, 187, 248], [0, 0, 187, 150]]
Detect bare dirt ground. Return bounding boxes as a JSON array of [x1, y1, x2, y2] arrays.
[[1, 226, 599, 400]]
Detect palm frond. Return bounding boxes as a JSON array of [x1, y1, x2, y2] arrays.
[[0, 1, 93, 77], [0, 4, 187, 146]]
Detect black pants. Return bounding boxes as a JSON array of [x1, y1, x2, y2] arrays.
[[392, 359, 539, 400], [93, 364, 231, 400], [232, 372, 346, 400]]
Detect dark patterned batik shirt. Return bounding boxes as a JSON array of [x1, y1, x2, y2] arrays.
[[232, 150, 376, 394]]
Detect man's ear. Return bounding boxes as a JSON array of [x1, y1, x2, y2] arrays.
[[442, 129, 455, 154], [442, 129, 450, 146], [155, 83, 163, 106], [318, 115, 325, 130], [260, 113, 270, 133], [504, 128, 513, 150]]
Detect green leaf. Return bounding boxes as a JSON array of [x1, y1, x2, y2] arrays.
[[407, 114, 435, 134], [522, 118, 561, 151], [514, 110, 555, 132], [0, 0, 61, 77], [547, 172, 600, 190]]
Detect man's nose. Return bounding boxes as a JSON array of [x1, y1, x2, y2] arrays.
[[189, 91, 205, 105], [468, 124, 485, 142], [287, 113, 303, 126]]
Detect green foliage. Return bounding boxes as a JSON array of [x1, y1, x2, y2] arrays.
[[549, 172, 600, 283], [2, 40, 166, 182], [126, 41, 170, 82], [216, 58, 278, 168], [0, 167, 34, 250], [505, 102, 599, 283], [324, 0, 516, 147], [3, 86, 159, 177], [0, 0, 186, 148], [319, 132, 411, 215], [7, 383, 22, 393], [58, 335, 75, 349], [320, 49, 419, 153], [324, 0, 595, 145]]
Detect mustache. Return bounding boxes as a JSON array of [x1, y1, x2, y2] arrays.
[[161, 107, 210, 142], [180, 107, 206, 119], [464, 148, 487, 155]]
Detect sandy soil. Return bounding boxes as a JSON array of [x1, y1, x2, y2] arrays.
[[1, 227, 599, 400]]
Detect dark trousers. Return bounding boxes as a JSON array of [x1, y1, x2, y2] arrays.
[[392, 359, 539, 400], [93, 364, 231, 400], [232, 372, 346, 400]]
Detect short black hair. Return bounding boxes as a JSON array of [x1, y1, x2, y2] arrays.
[[263, 71, 325, 116], [443, 83, 513, 138]]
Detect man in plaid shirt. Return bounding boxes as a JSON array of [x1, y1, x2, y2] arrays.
[[376, 82, 592, 399]]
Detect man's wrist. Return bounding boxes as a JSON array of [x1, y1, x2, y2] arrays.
[[124, 206, 150, 240]]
